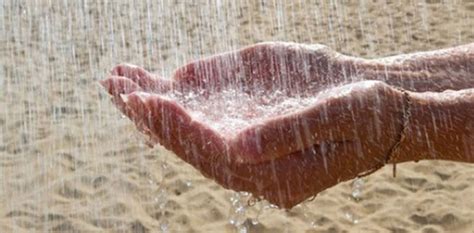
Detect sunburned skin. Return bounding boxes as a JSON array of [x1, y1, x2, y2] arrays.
[[100, 42, 474, 208]]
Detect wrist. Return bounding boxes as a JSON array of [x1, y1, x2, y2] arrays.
[[392, 89, 474, 163], [338, 44, 474, 92]]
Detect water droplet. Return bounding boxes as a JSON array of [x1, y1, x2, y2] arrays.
[[185, 180, 192, 187], [307, 194, 317, 202], [161, 162, 169, 170], [351, 178, 364, 200], [237, 225, 248, 233], [159, 219, 169, 232], [228, 192, 249, 229], [156, 188, 168, 210], [251, 218, 259, 225], [344, 211, 359, 224]]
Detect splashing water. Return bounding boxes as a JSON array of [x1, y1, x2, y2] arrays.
[[164, 85, 333, 137], [229, 192, 250, 231], [228, 192, 279, 232], [250, 203, 265, 225], [337, 178, 365, 226]]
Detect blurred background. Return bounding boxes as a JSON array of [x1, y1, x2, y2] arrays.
[[1, 0, 474, 232]]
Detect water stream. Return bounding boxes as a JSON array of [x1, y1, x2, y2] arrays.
[[1, 1, 474, 232]]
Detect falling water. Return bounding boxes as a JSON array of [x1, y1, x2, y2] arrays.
[[156, 161, 170, 232], [351, 177, 364, 201], [164, 86, 328, 136], [228, 192, 279, 232], [228, 192, 249, 232], [2, 1, 474, 232]]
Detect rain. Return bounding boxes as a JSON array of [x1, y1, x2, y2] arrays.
[[1, 1, 474, 232]]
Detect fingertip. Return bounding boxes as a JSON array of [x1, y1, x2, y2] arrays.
[[111, 63, 139, 76], [100, 76, 141, 97], [98, 79, 109, 90], [111, 64, 171, 92]]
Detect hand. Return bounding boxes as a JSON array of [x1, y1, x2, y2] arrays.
[[100, 42, 472, 208]]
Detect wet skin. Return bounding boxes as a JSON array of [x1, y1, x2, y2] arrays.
[[101, 42, 474, 208]]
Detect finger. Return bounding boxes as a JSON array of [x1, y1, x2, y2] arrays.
[[172, 42, 335, 93], [111, 63, 170, 92], [122, 92, 265, 190], [99, 76, 142, 120], [225, 142, 351, 208], [266, 141, 382, 208], [100, 75, 141, 97], [230, 96, 350, 164], [230, 140, 386, 208], [231, 81, 405, 164], [122, 92, 230, 165]]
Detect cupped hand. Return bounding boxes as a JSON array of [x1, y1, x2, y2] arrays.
[[101, 42, 410, 208]]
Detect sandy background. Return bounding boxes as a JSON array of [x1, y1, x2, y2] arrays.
[[1, 0, 474, 232]]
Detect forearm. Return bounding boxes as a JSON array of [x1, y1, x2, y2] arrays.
[[392, 89, 474, 163], [336, 43, 474, 92]]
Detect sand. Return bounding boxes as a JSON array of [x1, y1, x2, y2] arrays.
[[1, 1, 474, 232]]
